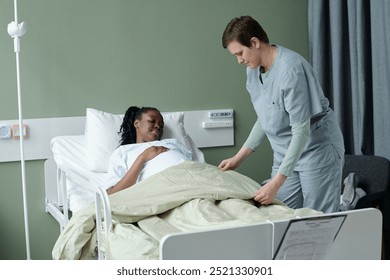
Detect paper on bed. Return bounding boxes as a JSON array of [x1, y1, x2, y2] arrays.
[[52, 161, 321, 260]]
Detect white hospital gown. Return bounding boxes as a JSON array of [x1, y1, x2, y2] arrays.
[[102, 138, 192, 190]]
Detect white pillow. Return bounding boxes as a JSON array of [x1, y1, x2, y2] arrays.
[[85, 108, 203, 172]]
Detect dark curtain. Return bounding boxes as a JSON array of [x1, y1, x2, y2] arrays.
[[308, 0, 390, 161]]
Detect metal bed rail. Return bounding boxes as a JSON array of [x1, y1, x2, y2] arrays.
[[95, 186, 112, 260]]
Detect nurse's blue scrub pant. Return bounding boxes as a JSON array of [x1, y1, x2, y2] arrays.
[[274, 151, 344, 213]]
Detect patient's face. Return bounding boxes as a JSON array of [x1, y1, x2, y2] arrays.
[[134, 110, 164, 143]]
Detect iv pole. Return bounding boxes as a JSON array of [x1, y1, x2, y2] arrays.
[[7, 0, 31, 260]]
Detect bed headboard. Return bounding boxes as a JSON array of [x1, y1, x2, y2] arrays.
[[0, 109, 234, 163]]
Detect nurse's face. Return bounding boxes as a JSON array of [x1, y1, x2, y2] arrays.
[[134, 110, 164, 143], [227, 39, 261, 69]]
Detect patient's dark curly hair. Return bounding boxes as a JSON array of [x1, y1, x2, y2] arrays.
[[119, 106, 161, 145]]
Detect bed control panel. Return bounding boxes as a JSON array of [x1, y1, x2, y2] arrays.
[[184, 109, 234, 147], [204, 110, 234, 128], [202, 120, 234, 128]]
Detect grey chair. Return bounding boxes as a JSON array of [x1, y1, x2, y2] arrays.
[[342, 154, 390, 259]]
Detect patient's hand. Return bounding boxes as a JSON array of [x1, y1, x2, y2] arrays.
[[140, 146, 169, 162], [107, 146, 170, 195]]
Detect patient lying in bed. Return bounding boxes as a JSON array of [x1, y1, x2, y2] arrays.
[[104, 106, 194, 195], [104, 138, 192, 191]]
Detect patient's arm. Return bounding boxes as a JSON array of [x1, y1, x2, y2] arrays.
[[106, 146, 169, 195]]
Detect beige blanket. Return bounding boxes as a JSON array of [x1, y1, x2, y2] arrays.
[[52, 161, 320, 260]]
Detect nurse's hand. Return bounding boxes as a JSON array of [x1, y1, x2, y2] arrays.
[[253, 173, 286, 205], [218, 157, 240, 171], [218, 146, 253, 171]]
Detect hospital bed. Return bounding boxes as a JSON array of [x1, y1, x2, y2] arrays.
[[45, 108, 206, 229], [45, 108, 383, 260]]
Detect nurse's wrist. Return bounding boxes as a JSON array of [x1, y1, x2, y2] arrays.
[[272, 172, 287, 189]]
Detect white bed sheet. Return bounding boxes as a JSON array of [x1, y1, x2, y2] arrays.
[[51, 135, 108, 213]]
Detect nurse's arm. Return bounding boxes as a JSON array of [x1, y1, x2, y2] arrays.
[[254, 119, 310, 204], [218, 146, 253, 170], [254, 172, 286, 205], [278, 119, 311, 177], [219, 119, 266, 171]]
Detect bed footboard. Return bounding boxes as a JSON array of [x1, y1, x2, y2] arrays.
[[160, 208, 383, 260]]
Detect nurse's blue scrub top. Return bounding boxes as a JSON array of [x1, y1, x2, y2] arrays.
[[246, 46, 344, 171]]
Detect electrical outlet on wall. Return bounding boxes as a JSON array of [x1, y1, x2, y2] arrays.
[[11, 124, 28, 139], [0, 124, 12, 139]]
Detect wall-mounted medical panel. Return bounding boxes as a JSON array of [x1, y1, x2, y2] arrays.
[[0, 109, 234, 163], [0, 117, 85, 163]]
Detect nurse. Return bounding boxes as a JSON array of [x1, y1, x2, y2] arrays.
[[219, 16, 345, 213]]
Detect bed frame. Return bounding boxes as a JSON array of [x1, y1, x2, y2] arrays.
[[41, 110, 383, 260], [84, 166, 381, 260], [46, 152, 383, 260]]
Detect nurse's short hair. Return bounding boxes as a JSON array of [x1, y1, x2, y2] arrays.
[[222, 15, 269, 48]]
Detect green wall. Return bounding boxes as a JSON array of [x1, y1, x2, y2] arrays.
[[0, 0, 309, 259]]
